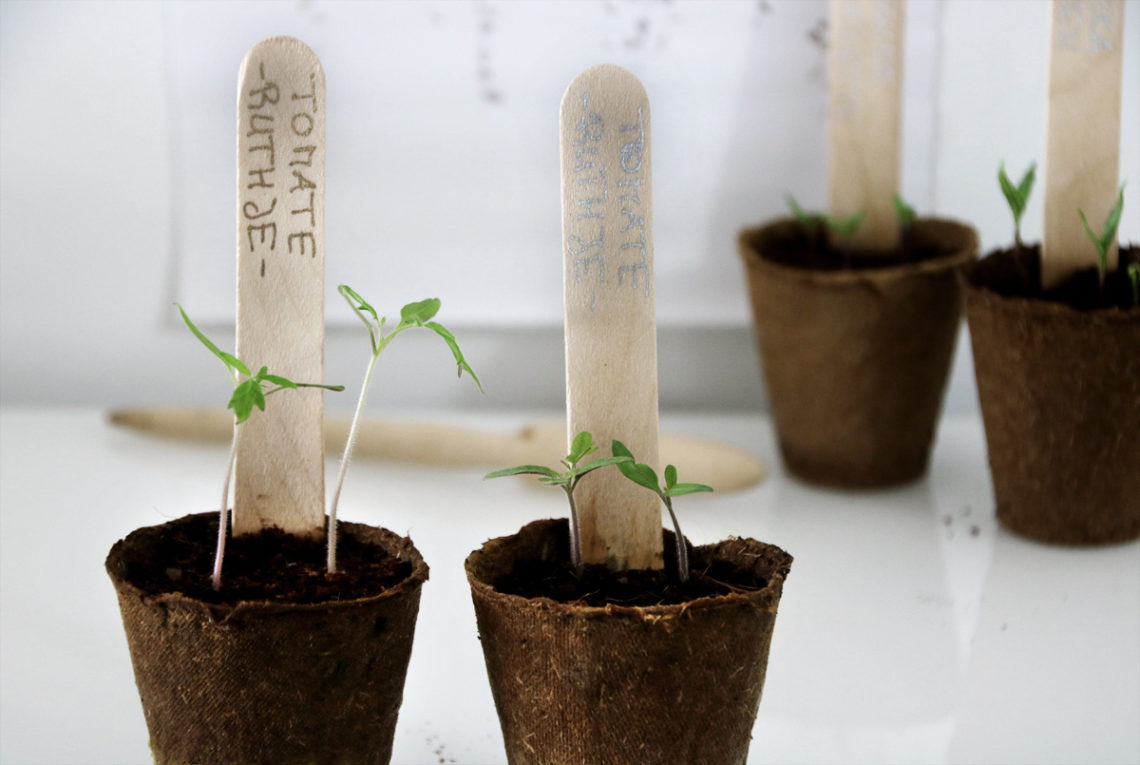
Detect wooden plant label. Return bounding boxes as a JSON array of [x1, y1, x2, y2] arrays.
[[828, 0, 905, 252], [561, 64, 662, 571], [234, 37, 326, 536], [1042, 0, 1124, 288]]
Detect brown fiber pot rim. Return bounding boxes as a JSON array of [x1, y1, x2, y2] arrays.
[[738, 217, 978, 287], [106, 513, 430, 624], [465, 519, 792, 620], [965, 248, 1140, 326]]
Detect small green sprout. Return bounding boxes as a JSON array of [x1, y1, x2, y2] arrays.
[[1078, 185, 1125, 295], [328, 286, 481, 573], [826, 209, 866, 238], [177, 304, 343, 590], [786, 194, 866, 238], [892, 193, 916, 228], [1128, 263, 1140, 307], [787, 194, 824, 228], [611, 440, 712, 584], [484, 431, 631, 577], [998, 162, 1036, 253]]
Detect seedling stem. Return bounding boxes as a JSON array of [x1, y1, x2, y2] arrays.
[[176, 304, 343, 589], [611, 440, 712, 583], [328, 286, 480, 573], [485, 431, 631, 577], [1078, 184, 1125, 296]]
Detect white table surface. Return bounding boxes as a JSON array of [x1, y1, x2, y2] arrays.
[[1, 407, 1137, 765]]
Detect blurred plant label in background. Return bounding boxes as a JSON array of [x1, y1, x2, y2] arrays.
[[234, 37, 327, 536], [827, 0, 904, 252], [1042, 0, 1124, 287]]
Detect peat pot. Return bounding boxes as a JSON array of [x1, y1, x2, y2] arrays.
[[106, 512, 429, 765], [964, 247, 1140, 544], [466, 518, 793, 765], [737, 217, 978, 488]]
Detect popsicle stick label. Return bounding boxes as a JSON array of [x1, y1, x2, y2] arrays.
[[1042, 0, 1124, 288], [234, 37, 326, 536], [561, 64, 662, 571], [828, 0, 904, 252]]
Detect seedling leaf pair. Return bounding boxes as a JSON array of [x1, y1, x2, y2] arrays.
[[1078, 185, 1125, 292], [612, 440, 711, 583], [998, 162, 1036, 249], [892, 193, 916, 227], [786, 194, 866, 238], [485, 431, 632, 576]]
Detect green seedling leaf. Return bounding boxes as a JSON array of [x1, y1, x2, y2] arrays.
[[338, 284, 380, 325], [999, 162, 1036, 229], [826, 209, 866, 238], [892, 193, 916, 227], [665, 482, 715, 498], [575, 455, 633, 477], [260, 372, 298, 389], [401, 298, 441, 326], [1128, 263, 1140, 306], [228, 378, 266, 424], [664, 464, 677, 491], [484, 465, 561, 480], [1079, 185, 1126, 290], [339, 284, 383, 353], [786, 194, 823, 226], [612, 440, 660, 493], [425, 321, 482, 391], [177, 303, 251, 379], [568, 431, 597, 466]]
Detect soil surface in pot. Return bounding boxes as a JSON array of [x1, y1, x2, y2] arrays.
[[492, 527, 768, 607], [749, 220, 961, 271], [120, 514, 411, 605], [970, 244, 1139, 310]]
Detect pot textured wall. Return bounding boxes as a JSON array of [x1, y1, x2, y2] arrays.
[[738, 218, 979, 487], [466, 518, 792, 765], [965, 250, 1140, 544], [106, 514, 428, 765]]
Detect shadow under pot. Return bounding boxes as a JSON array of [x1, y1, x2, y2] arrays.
[[963, 246, 1140, 545], [106, 512, 429, 765], [737, 218, 978, 488], [466, 518, 793, 765]]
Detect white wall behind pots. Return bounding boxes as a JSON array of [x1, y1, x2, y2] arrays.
[[1, 0, 1137, 415]]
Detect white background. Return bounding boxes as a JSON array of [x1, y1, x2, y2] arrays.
[[2, 4, 1139, 764], [1, 0, 1137, 413]]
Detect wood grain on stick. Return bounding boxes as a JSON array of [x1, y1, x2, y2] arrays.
[[828, 0, 904, 252], [1042, 0, 1124, 288], [234, 37, 326, 536], [561, 65, 662, 571]]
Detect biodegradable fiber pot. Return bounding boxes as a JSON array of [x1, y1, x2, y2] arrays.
[[466, 518, 793, 765], [106, 513, 429, 765], [964, 248, 1140, 545], [738, 218, 979, 488]]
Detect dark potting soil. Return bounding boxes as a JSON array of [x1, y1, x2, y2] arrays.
[[969, 244, 1139, 310], [120, 513, 412, 605], [493, 542, 769, 608], [747, 220, 956, 271]]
